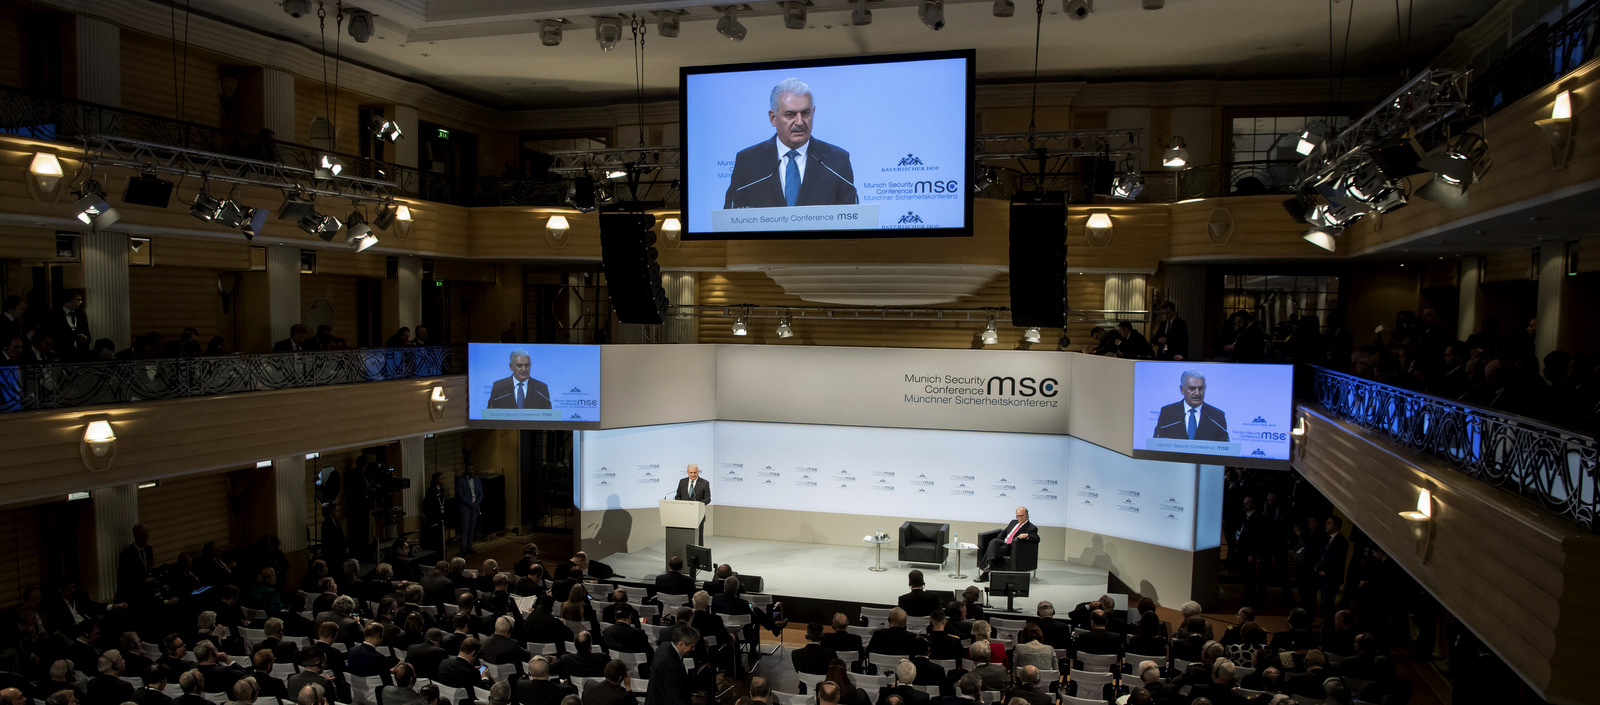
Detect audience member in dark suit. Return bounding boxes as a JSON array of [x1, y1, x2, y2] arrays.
[[924, 611, 965, 662], [896, 572, 940, 618], [645, 624, 699, 705], [792, 623, 835, 676], [191, 642, 246, 695], [1171, 616, 1212, 662], [257, 620, 300, 668], [85, 654, 134, 705], [867, 609, 919, 657], [513, 657, 576, 705], [480, 617, 530, 667], [1073, 611, 1125, 663], [581, 660, 636, 705], [285, 649, 345, 705], [377, 663, 425, 705], [248, 651, 288, 700], [50, 290, 89, 358], [433, 638, 490, 691], [115, 524, 156, 607], [521, 608, 575, 651], [42, 583, 113, 636], [1032, 602, 1073, 651], [822, 613, 864, 657], [129, 665, 171, 705], [271, 324, 317, 352], [1233, 496, 1271, 605], [877, 660, 932, 705], [170, 669, 209, 705], [1315, 517, 1351, 626], [601, 611, 652, 661], [907, 639, 948, 696], [1002, 666, 1051, 705], [655, 556, 697, 596], [555, 631, 612, 680], [406, 629, 449, 680], [1152, 302, 1190, 360], [1186, 659, 1248, 705], [0, 296, 26, 353], [345, 623, 399, 678], [686, 593, 727, 667]]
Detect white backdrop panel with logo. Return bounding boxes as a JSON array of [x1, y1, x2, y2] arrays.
[[577, 422, 714, 511]]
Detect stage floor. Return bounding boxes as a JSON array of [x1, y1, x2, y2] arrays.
[[593, 535, 1110, 614]]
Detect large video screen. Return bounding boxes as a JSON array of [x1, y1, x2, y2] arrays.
[[467, 343, 601, 430], [1130, 361, 1294, 469], [681, 50, 975, 240]]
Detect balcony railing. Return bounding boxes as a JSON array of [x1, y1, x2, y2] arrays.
[[0, 346, 459, 412], [1310, 367, 1599, 532], [1473, 0, 1600, 116]]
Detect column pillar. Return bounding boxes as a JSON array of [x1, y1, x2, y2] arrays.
[[398, 436, 425, 532], [382, 256, 421, 338], [82, 230, 131, 352], [1163, 264, 1207, 360], [1458, 257, 1483, 341], [267, 245, 302, 343], [262, 67, 297, 141], [75, 16, 121, 107], [91, 484, 138, 602], [1535, 243, 1568, 360], [275, 456, 308, 553]]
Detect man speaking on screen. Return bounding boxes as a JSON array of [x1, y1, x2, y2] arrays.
[[1153, 368, 1229, 441], [487, 348, 551, 409], [724, 78, 858, 209]]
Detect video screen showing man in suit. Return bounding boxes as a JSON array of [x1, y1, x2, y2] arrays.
[[724, 78, 857, 209], [488, 349, 551, 410], [1153, 368, 1228, 442]]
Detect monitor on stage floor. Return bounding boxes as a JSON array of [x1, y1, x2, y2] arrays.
[[686, 544, 714, 574]]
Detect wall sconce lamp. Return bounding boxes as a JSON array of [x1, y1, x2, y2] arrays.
[[1084, 210, 1114, 247], [660, 216, 683, 251], [545, 214, 571, 248], [1399, 488, 1433, 522], [80, 419, 117, 471], [30, 153, 64, 195], [1536, 89, 1573, 169], [1291, 416, 1307, 437], [394, 205, 413, 238], [429, 386, 449, 420]]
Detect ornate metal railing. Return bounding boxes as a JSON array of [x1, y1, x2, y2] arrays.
[[0, 346, 459, 412], [1310, 367, 1599, 532], [1472, 0, 1600, 117]]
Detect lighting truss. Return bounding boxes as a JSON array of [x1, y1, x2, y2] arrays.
[[81, 136, 397, 204], [976, 129, 1143, 162], [1292, 68, 1471, 191], [545, 148, 682, 177], [669, 304, 1150, 325]]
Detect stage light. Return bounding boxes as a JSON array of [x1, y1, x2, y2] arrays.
[[240, 206, 268, 241], [353, 232, 379, 252], [919, 0, 946, 30], [606, 169, 628, 180], [1022, 327, 1041, 344], [1110, 171, 1144, 200], [29, 153, 63, 192], [1399, 488, 1433, 522], [776, 313, 795, 339], [190, 189, 223, 222], [981, 316, 999, 345], [595, 16, 622, 51], [348, 10, 374, 42], [1368, 137, 1428, 177], [278, 192, 314, 221], [1537, 90, 1573, 168], [851, 0, 872, 25], [344, 209, 369, 245], [299, 210, 341, 241], [1418, 132, 1491, 187], [973, 167, 997, 193], [1302, 227, 1339, 252], [282, 0, 309, 18], [656, 12, 680, 38], [371, 115, 402, 142], [1282, 187, 1320, 224], [315, 154, 343, 180], [717, 7, 747, 41], [1162, 137, 1189, 168], [993, 0, 1016, 17], [732, 314, 748, 336], [71, 179, 119, 229], [1064, 0, 1092, 20], [1415, 177, 1468, 210], [541, 20, 563, 46], [1295, 120, 1329, 156], [783, 1, 807, 29], [213, 198, 249, 229], [372, 202, 396, 231]]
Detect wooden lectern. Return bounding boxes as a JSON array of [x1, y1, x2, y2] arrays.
[[659, 499, 707, 571]]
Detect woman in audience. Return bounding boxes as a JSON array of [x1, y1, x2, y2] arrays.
[[1012, 623, 1055, 672], [246, 567, 286, 617], [393, 611, 426, 651], [823, 658, 871, 705], [969, 620, 1008, 670], [559, 584, 599, 633], [1128, 611, 1170, 658]]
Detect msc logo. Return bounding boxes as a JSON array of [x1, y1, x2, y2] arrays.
[[600, 466, 608, 471], [1122, 498, 1134, 504], [763, 480, 775, 485], [1166, 513, 1177, 519], [839, 484, 849, 488], [1081, 500, 1093, 505], [1166, 497, 1177, 502], [1252, 416, 1267, 423], [568, 413, 583, 420], [985, 376, 1060, 398], [1251, 448, 1268, 456], [897, 153, 925, 166], [568, 387, 584, 393], [898, 211, 924, 224], [998, 477, 1008, 482], [997, 493, 1008, 498], [597, 481, 609, 485]]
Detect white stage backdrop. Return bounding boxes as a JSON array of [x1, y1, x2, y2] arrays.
[[578, 420, 1213, 551]]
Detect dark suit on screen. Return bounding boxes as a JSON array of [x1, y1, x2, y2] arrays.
[[1152, 401, 1229, 441], [488, 376, 552, 409], [723, 137, 857, 209]]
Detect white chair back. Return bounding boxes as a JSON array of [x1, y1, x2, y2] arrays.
[[1069, 668, 1115, 692], [1077, 652, 1120, 671], [906, 616, 930, 631], [860, 607, 892, 629], [867, 653, 902, 672]]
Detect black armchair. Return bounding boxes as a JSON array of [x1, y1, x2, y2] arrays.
[[976, 529, 1040, 573], [898, 521, 950, 566]]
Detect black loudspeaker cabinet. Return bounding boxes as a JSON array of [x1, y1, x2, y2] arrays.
[[1009, 193, 1068, 328], [600, 212, 670, 324], [478, 473, 506, 535]]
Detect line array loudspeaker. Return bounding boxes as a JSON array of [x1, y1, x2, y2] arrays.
[[1009, 192, 1068, 328], [600, 212, 670, 325]]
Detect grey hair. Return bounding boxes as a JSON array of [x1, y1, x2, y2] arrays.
[[770, 78, 812, 112], [1180, 369, 1206, 385], [509, 349, 530, 363]]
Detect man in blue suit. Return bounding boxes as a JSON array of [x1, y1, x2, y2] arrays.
[[723, 78, 857, 210], [456, 465, 485, 557]]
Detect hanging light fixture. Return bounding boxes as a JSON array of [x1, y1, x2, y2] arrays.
[[1162, 137, 1189, 168], [732, 311, 749, 336], [72, 179, 120, 230], [1110, 171, 1145, 200], [981, 316, 999, 345], [776, 312, 795, 339], [1022, 327, 1042, 344], [716, 6, 747, 41]]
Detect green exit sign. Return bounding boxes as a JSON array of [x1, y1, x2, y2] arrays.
[[436, 129, 450, 139], [433, 280, 444, 287]]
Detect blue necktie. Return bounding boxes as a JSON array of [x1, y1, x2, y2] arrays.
[[1187, 409, 1197, 439], [784, 150, 801, 207], [516, 381, 525, 408]]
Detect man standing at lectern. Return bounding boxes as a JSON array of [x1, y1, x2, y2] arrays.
[[674, 464, 710, 541], [977, 507, 1038, 582]]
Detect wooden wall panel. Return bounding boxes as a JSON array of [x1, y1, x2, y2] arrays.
[[153, 237, 253, 271], [0, 376, 469, 511], [129, 266, 228, 341], [695, 271, 1103, 350], [1068, 205, 1168, 271], [1581, 234, 1600, 274], [120, 31, 226, 127], [299, 273, 360, 344], [0, 5, 22, 89], [0, 505, 42, 610], [1170, 197, 1339, 259], [292, 78, 369, 156], [1295, 406, 1600, 705], [1483, 247, 1533, 283], [139, 472, 234, 564], [0, 225, 58, 262]]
